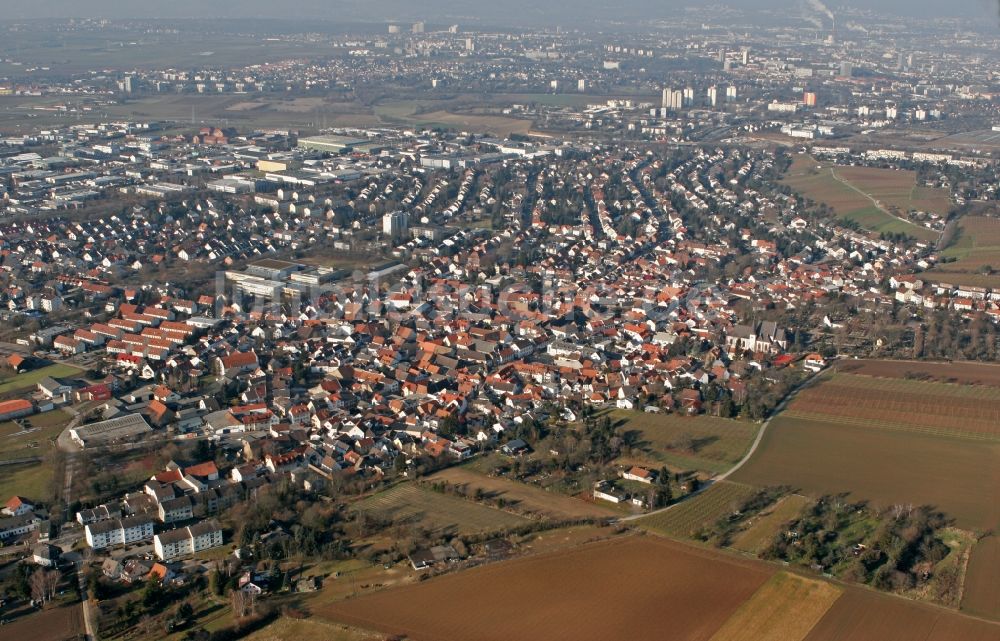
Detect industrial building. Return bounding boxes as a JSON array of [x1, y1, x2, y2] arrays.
[[70, 413, 153, 448]]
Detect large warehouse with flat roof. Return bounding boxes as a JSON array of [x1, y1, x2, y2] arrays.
[[70, 414, 153, 448], [297, 135, 369, 154]]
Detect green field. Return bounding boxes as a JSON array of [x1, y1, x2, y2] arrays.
[[924, 215, 1000, 288], [781, 154, 941, 242], [0, 363, 82, 396], [0, 408, 71, 462], [637, 481, 759, 539], [351, 482, 530, 535], [0, 461, 56, 503], [611, 410, 760, 475]]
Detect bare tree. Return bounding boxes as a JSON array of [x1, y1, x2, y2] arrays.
[[43, 570, 60, 602], [230, 589, 255, 620], [138, 614, 154, 636], [29, 569, 46, 604]]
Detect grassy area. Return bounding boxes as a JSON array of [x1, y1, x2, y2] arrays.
[[350, 482, 530, 535], [611, 410, 759, 475], [0, 461, 56, 503], [781, 154, 941, 242], [243, 617, 379, 641], [731, 494, 813, 554], [428, 466, 617, 520], [0, 409, 71, 462], [836, 165, 951, 216], [925, 215, 1000, 288], [0, 363, 82, 396]]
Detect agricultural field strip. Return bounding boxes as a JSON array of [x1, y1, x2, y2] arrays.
[[783, 374, 1000, 441], [707, 572, 843, 641], [796, 387, 1000, 418], [836, 359, 1000, 386], [638, 481, 759, 538], [961, 536, 1000, 619], [827, 372, 1000, 399], [781, 410, 1000, 442]]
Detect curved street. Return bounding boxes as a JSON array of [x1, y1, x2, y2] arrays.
[[619, 364, 829, 523]]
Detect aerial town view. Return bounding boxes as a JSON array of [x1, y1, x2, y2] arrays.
[[0, 0, 998, 639]]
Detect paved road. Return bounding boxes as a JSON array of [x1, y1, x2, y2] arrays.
[[618, 365, 830, 523]]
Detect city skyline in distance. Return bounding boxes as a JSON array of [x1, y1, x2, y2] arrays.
[[2, 0, 998, 24]]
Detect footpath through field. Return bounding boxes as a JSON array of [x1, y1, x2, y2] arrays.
[[828, 166, 932, 236], [618, 365, 829, 523]]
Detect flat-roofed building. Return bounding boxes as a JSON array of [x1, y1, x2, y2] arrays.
[[296, 135, 368, 154], [70, 413, 153, 448]]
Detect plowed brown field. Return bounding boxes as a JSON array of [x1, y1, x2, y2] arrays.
[[0, 604, 83, 641], [837, 359, 1000, 387], [320, 536, 772, 641], [784, 373, 1000, 441], [963, 536, 1000, 620], [803, 589, 1000, 641]]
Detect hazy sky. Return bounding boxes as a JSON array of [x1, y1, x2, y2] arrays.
[[3, 0, 998, 23]]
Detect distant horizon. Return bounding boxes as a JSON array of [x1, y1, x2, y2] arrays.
[[2, 0, 997, 24]]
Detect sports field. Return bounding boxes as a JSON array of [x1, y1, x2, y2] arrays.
[[0, 408, 71, 461], [611, 410, 760, 474], [638, 481, 759, 539], [781, 154, 942, 242], [350, 482, 530, 535], [0, 461, 56, 502]]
